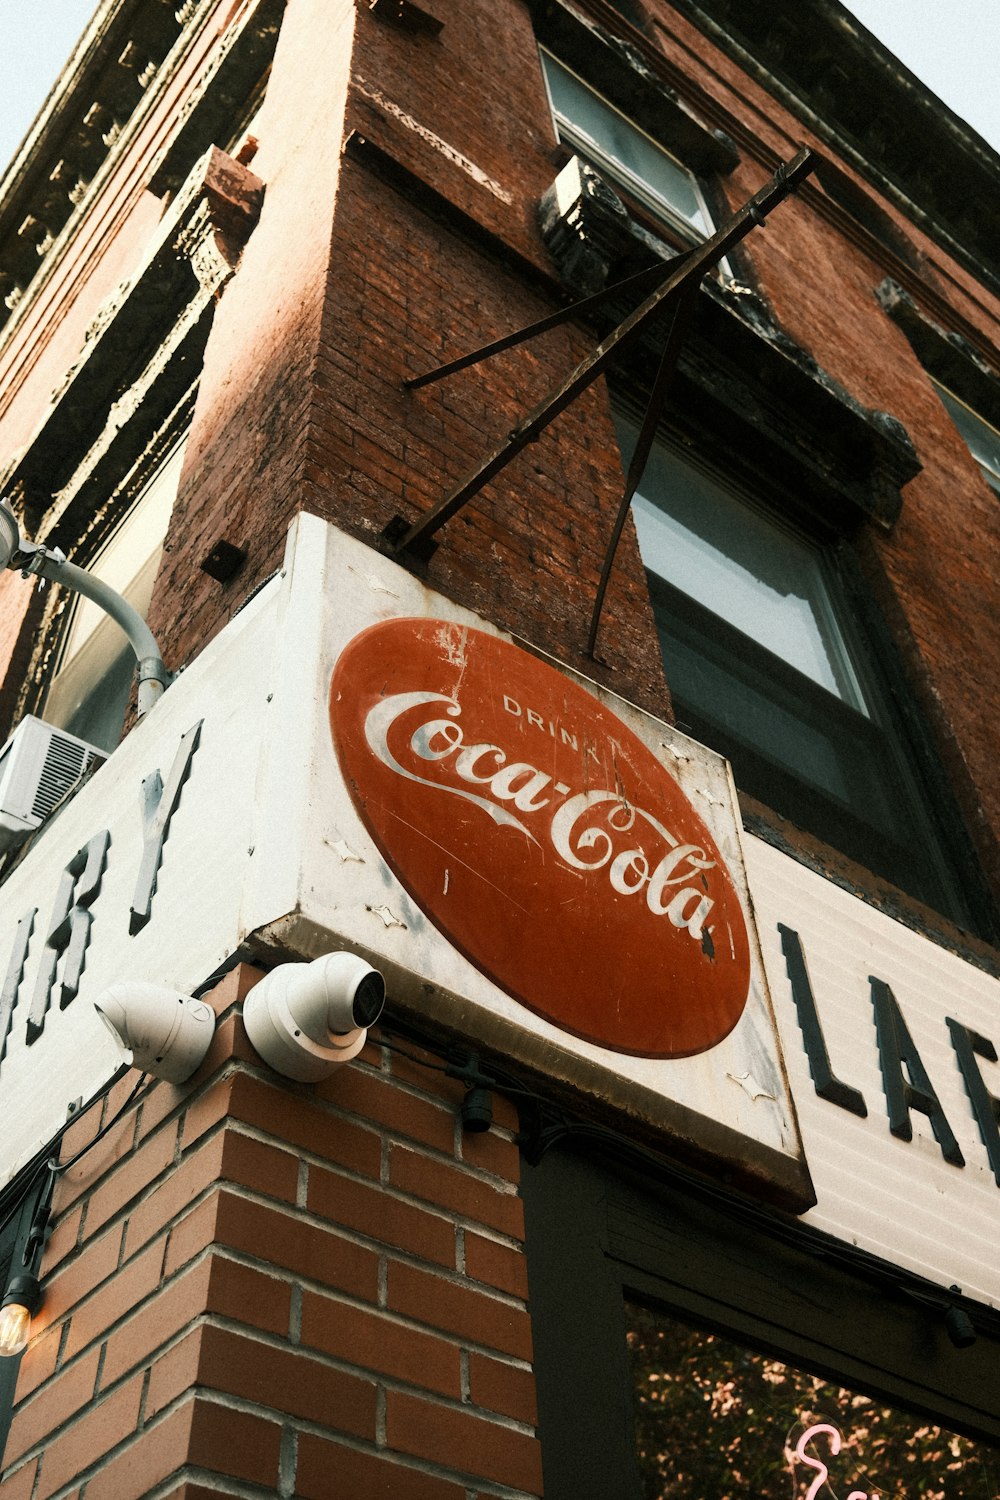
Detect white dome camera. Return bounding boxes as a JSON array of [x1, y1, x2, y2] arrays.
[[0, 499, 21, 571], [242, 951, 385, 1082], [94, 983, 216, 1083]]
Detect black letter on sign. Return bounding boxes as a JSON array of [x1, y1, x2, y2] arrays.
[[947, 1018, 1000, 1188], [26, 830, 111, 1045], [778, 924, 867, 1116], [870, 976, 964, 1166], [130, 721, 202, 935], [0, 909, 35, 1065]]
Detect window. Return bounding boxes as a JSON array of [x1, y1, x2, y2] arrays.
[[0, 1169, 49, 1465], [932, 379, 1000, 497], [523, 1150, 1000, 1499], [540, 51, 716, 246], [629, 1301, 999, 1498], [0, 1203, 19, 1462], [0, 147, 261, 765], [40, 438, 184, 754], [616, 411, 975, 925]]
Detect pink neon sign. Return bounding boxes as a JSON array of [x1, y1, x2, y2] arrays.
[[794, 1423, 880, 1500]]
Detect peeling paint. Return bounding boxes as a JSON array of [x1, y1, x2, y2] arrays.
[[328, 838, 363, 863], [366, 902, 407, 929], [365, 574, 399, 597], [661, 741, 691, 763], [727, 1070, 777, 1103], [354, 79, 513, 203], [696, 787, 727, 809]]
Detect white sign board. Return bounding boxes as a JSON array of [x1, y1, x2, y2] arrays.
[[0, 560, 281, 1189], [748, 835, 1000, 1306], [0, 514, 808, 1205]]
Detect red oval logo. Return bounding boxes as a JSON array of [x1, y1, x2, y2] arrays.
[[330, 619, 750, 1057]]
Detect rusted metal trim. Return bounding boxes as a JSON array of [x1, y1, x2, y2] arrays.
[[384, 149, 816, 650]]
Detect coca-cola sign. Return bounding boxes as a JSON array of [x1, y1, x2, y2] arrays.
[[330, 619, 750, 1057]]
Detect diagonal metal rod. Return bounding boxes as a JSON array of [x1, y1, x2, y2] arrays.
[[585, 280, 701, 657], [404, 251, 694, 391], [385, 147, 816, 626]]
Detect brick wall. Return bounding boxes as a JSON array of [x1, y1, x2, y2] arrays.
[[1, 965, 540, 1498], [143, 0, 1000, 894], [146, 0, 674, 723]]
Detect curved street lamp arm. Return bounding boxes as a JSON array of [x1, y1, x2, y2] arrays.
[[20, 544, 169, 719]]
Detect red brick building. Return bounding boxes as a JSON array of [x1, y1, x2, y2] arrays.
[[0, 0, 998, 1495]]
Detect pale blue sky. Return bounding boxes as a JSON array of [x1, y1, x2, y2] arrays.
[[841, 0, 1000, 153], [0, 2, 997, 176], [0, 0, 100, 173]]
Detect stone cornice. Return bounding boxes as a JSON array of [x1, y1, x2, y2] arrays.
[[1, 147, 263, 537], [0, 0, 283, 342], [876, 278, 1000, 431], [663, 0, 1000, 297]]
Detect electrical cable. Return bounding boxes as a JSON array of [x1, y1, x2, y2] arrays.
[[50, 1071, 151, 1173], [0, 1063, 132, 1240], [375, 1014, 998, 1339]]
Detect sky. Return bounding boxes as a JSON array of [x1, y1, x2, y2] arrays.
[[839, 0, 1000, 152], [0, 0, 100, 173], [0, 1, 998, 176]]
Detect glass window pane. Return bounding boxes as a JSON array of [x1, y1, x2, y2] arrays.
[[659, 622, 864, 810], [933, 381, 1000, 495], [541, 54, 711, 235], [618, 416, 867, 710], [627, 1300, 1000, 1499]]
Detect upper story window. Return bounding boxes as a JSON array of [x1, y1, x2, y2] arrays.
[[932, 379, 1000, 497], [40, 439, 184, 754], [540, 51, 715, 245], [616, 411, 980, 929]]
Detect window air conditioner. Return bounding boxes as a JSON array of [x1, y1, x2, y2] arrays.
[[0, 716, 106, 852]]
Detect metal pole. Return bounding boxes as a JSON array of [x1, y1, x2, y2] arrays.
[[383, 148, 816, 561], [27, 551, 169, 718]]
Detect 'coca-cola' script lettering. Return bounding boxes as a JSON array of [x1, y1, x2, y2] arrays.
[[365, 690, 717, 943], [331, 618, 751, 1057]]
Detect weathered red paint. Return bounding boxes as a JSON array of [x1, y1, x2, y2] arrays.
[[330, 618, 751, 1057]]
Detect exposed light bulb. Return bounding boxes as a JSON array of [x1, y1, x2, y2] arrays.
[[0, 1274, 40, 1357], [0, 1301, 31, 1358]]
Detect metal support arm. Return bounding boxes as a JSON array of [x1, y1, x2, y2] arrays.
[[383, 147, 816, 655]]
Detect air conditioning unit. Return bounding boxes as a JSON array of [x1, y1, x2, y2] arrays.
[[0, 716, 106, 852]]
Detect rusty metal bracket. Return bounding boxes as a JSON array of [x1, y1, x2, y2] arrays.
[[383, 147, 816, 654]]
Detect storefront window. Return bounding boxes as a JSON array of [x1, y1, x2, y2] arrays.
[[627, 1301, 1000, 1498]]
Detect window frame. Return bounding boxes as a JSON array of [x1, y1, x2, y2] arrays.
[[615, 408, 994, 937], [539, 48, 718, 248], [0, 1168, 51, 1465], [523, 1145, 1000, 1500], [932, 378, 1000, 497], [18, 399, 192, 756], [0, 146, 262, 760], [36, 427, 188, 755]]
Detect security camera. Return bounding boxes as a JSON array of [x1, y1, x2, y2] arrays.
[[242, 951, 385, 1082], [0, 500, 21, 572], [94, 983, 215, 1083]]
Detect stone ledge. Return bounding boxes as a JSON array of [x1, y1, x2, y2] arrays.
[[2, 148, 263, 538]]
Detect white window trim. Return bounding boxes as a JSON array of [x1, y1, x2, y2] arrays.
[[539, 49, 716, 246], [932, 378, 1000, 496]]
